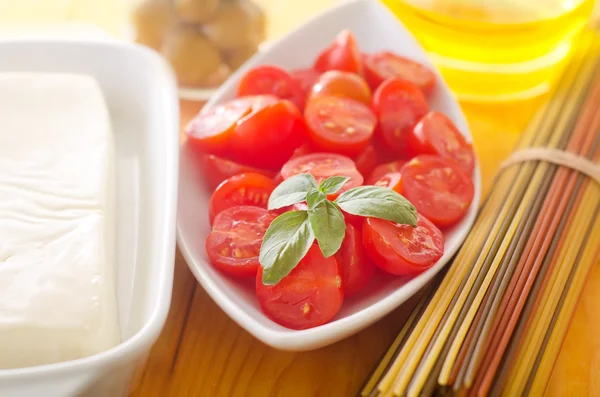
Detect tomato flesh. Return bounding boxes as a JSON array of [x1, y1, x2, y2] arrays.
[[281, 153, 363, 198], [372, 172, 402, 193], [256, 245, 343, 330], [201, 154, 275, 191], [408, 112, 475, 174], [362, 214, 444, 275], [209, 173, 276, 223], [400, 155, 474, 228], [185, 95, 277, 155], [308, 71, 372, 105], [364, 51, 436, 94], [304, 97, 376, 157], [233, 99, 308, 170], [336, 222, 376, 296], [237, 65, 305, 110], [353, 144, 378, 178], [372, 79, 428, 155], [206, 206, 276, 278], [366, 160, 407, 185], [314, 30, 363, 75]]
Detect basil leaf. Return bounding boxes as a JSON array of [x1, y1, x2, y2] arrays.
[[268, 173, 318, 210], [308, 200, 346, 258], [319, 176, 350, 195], [259, 210, 315, 285], [335, 186, 418, 227], [306, 188, 327, 209]]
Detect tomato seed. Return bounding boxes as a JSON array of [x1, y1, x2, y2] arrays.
[[302, 303, 311, 315], [324, 121, 336, 129]]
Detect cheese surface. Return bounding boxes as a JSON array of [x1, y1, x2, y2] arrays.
[[0, 72, 120, 369]]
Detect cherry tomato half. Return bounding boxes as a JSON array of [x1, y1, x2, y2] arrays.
[[372, 172, 402, 193], [372, 79, 428, 155], [400, 155, 474, 228], [290, 68, 321, 97], [363, 51, 436, 95], [304, 97, 376, 157], [308, 71, 372, 105], [281, 153, 364, 198], [206, 206, 276, 278], [336, 222, 376, 296], [185, 95, 278, 155], [314, 30, 363, 75], [233, 99, 308, 171], [256, 245, 343, 330], [237, 65, 305, 111], [366, 160, 407, 185], [353, 144, 378, 178], [362, 214, 444, 276], [201, 154, 276, 191], [408, 112, 475, 174], [209, 173, 276, 223]]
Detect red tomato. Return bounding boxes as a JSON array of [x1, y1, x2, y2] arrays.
[[353, 144, 378, 178], [237, 65, 306, 110], [401, 155, 474, 228], [206, 206, 276, 278], [308, 71, 372, 105], [372, 79, 428, 155], [362, 214, 444, 276], [304, 97, 376, 157], [290, 68, 321, 97], [233, 99, 308, 170], [314, 30, 363, 75], [256, 245, 343, 329], [363, 51, 436, 95], [336, 222, 375, 296], [372, 172, 402, 193], [209, 173, 276, 223], [185, 95, 278, 155], [281, 153, 364, 197], [366, 160, 407, 185], [408, 112, 475, 174], [201, 154, 276, 191]]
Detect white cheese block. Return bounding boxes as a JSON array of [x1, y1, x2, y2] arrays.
[[0, 72, 120, 369]]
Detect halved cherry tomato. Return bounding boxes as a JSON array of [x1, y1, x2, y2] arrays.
[[185, 95, 278, 155], [336, 222, 375, 296], [372, 172, 402, 193], [237, 65, 306, 110], [281, 153, 363, 198], [366, 160, 407, 185], [304, 97, 376, 157], [408, 112, 475, 174], [233, 99, 308, 170], [290, 68, 321, 97], [401, 155, 474, 228], [206, 206, 276, 278], [362, 214, 444, 276], [363, 52, 436, 94], [308, 71, 372, 105], [201, 154, 276, 191], [372, 79, 428, 155], [354, 144, 378, 178], [314, 30, 363, 75], [256, 245, 343, 330], [209, 173, 276, 223]]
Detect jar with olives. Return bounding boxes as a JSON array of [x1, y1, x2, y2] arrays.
[[132, 0, 266, 91]]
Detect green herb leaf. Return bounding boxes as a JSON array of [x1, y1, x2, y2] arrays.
[[259, 210, 315, 285], [335, 186, 418, 227], [319, 176, 350, 195], [308, 200, 346, 257], [268, 173, 318, 210], [306, 188, 327, 209]]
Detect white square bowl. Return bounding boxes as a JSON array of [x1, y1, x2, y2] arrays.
[[178, 0, 481, 351], [0, 39, 179, 396]]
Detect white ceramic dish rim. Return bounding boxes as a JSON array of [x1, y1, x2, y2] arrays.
[[177, 0, 481, 350], [0, 38, 179, 379]]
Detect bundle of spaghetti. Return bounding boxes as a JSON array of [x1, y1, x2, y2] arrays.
[[361, 31, 600, 397]]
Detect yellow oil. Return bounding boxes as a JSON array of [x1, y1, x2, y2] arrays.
[[381, 0, 595, 102]]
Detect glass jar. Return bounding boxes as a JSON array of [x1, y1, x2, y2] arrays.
[[130, 0, 266, 100]]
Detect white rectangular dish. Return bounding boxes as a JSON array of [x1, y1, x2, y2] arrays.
[[0, 39, 179, 396], [178, 0, 481, 351]]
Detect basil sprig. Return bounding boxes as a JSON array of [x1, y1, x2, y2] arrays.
[[259, 174, 417, 285]]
